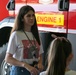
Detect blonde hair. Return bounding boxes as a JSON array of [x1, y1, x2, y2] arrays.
[[46, 38, 72, 75]]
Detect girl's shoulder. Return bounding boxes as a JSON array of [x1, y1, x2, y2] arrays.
[[65, 70, 76, 75], [39, 71, 47, 75], [10, 31, 23, 39], [11, 30, 23, 36]]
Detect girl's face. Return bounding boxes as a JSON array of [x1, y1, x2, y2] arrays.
[[23, 10, 35, 27]]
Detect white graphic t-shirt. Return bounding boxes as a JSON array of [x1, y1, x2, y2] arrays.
[[7, 31, 44, 64]]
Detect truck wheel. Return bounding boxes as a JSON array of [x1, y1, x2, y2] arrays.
[[0, 60, 11, 75]]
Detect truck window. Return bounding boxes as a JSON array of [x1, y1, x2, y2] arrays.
[[6, 0, 15, 10], [58, 0, 69, 11]]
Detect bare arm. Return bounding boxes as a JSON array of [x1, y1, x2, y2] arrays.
[[5, 53, 39, 75], [37, 54, 44, 71], [38, 54, 43, 64], [5, 53, 31, 68]]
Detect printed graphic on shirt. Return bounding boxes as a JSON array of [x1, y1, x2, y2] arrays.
[[22, 40, 40, 59]]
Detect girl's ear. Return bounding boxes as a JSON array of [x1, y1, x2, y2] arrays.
[[69, 53, 73, 61], [66, 53, 73, 66]]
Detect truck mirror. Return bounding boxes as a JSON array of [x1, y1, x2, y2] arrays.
[[58, 0, 69, 11], [6, 0, 15, 10]]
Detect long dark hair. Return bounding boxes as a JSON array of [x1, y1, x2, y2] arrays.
[[47, 38, 72, 75], [11, 5, 40, 45]]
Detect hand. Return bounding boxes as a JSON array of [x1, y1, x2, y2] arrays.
[[37, 63, 44, 72], [28, 65, 39, 75], [23, 62, 39, 75]]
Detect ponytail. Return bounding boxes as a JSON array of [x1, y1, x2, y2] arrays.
[[47, 38, 72, 75]]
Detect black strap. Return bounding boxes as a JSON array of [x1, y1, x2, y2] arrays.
[[22, 30, 36, 46]]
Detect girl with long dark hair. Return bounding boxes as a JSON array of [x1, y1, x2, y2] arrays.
[[5, 5, 44, 75]]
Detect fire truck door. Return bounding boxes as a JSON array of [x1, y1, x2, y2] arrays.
[[58, 0, 69, 33]]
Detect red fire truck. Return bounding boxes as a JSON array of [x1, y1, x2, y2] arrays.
[[0, 0, 76, 75]]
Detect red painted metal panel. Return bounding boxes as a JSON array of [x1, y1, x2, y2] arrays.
[[0, 0, 76, 33], [0, 0, 9, 21], [68, 0, 76, 33]]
